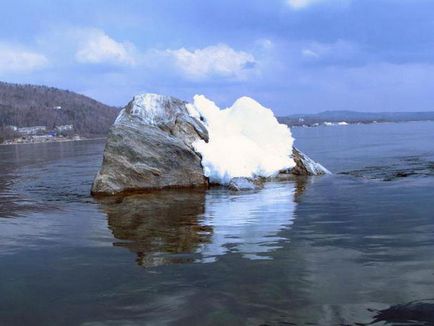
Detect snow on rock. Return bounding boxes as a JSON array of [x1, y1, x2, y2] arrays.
[[92, 92, 329, 195], [188, 95, 295, 184], [116, 93, 182, 126]]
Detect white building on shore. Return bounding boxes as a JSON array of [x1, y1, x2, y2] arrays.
[[17, 126, 47, 135], [56, 125, 73, 132]]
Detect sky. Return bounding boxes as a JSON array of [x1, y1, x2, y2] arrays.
[[1, 0, 434, 115]]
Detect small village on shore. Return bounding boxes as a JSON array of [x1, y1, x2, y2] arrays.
[[0, 124, 89, 145]]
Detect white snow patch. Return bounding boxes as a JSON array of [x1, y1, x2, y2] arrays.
[[130, 94, 167, 125], [116, 93, 182, 127], [323, 121, 349, 127], [114, 109, 126, 125], [189, 95, 295, 184]]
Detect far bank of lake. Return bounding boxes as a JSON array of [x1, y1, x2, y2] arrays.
[[0, 135, 106, 146]]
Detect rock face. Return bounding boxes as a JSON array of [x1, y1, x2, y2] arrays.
[[276, 147, 330, 182], [91, 94, 209, 195], [288, 147, 330, 176]]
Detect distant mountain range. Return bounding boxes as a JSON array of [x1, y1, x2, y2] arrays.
[[0, 81, 118, 140], [278, 110, 434, 127]]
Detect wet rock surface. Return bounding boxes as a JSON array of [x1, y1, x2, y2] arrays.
[[280, 147, 331, 177], [371, 299, 434, 325], [340, 156, 434, 181]]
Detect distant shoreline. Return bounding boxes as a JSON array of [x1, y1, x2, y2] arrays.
[[286, 119, 434, 128], [0, 136, 106, 146]]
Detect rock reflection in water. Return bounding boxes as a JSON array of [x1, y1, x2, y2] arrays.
[[101, 181, 300, 267], [101, 190, 211, 267]]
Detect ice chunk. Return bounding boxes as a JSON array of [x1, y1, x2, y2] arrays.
[[190, 95, 295, 184]]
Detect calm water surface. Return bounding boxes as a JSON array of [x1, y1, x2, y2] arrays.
[[1, 122, 434, 325]]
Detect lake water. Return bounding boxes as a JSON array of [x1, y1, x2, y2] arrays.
[[1, 121, 434, 325]]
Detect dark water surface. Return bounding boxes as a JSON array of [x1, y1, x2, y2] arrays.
[[1, 122, 434, 325]]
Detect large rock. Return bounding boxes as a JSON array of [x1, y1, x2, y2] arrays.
[[91, 93, 330, 196], [91, 94, 209, 195]]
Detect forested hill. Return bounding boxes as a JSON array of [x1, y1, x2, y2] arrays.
[[0, 81, 119, 136]]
